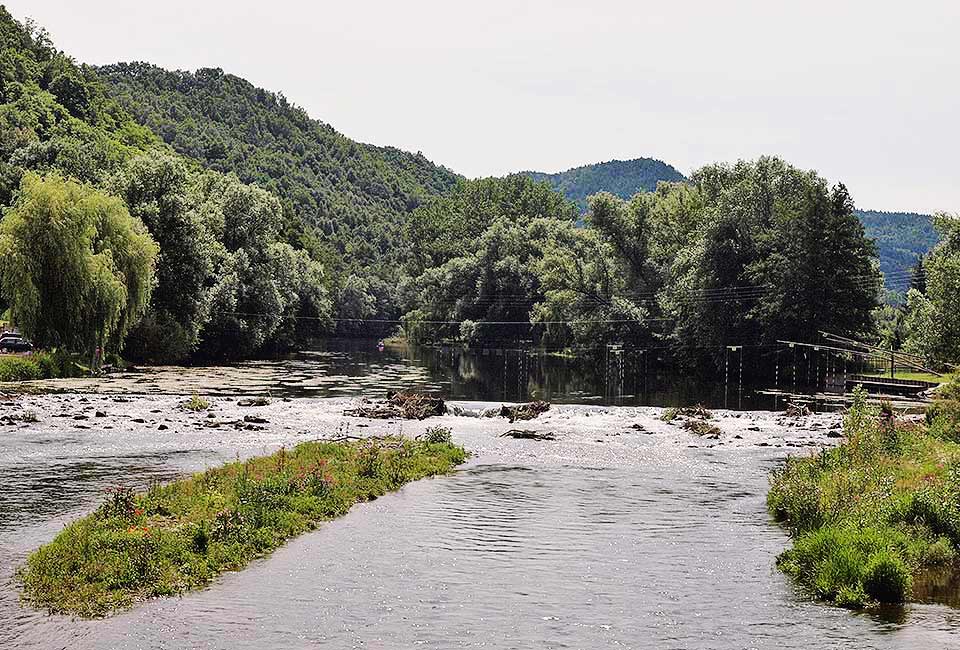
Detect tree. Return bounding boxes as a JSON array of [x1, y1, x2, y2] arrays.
[[664, 158, 879, 362], [904, 213, 960, 365], [0, 172, 157, 358], [112, 150, 215, 362], [192, 172, 332, 359]]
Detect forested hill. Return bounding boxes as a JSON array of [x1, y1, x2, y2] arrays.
[[855, 210, 938, 288], [0, 7, 341, 363], [97, 62, 461, 273], [523, 158, 686, 211]]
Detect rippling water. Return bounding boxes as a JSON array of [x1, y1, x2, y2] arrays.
[[4, 429, 959, 648], [1, 355, 957, 648]]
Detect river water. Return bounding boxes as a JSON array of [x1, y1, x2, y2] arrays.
[[1, 348, 958, 648]]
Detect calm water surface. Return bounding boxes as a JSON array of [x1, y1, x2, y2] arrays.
[[1, 346, 957, 648], [63, 338, 845, 410]]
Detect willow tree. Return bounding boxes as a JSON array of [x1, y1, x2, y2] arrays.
[[0, 173, 158, 361]]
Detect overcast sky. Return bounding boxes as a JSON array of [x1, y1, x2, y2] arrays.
[[8, 1, 959, 213]]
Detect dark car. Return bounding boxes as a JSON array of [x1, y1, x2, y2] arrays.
[[0, 332, 32, 353]]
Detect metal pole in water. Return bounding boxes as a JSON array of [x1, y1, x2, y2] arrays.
[[738, 347, 743, 410], [775, 347, 780, 410], [791, 343, 797, 394], [724, 346, 729, 409]]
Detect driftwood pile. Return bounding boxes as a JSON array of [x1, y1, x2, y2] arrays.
[[344, 390, 446, 420], [499, 428, 557, 441], [662, 404, 722, 438], [498, 400, 550, 423], [682, 419, 722, 438], [784, 402, 812, 417]]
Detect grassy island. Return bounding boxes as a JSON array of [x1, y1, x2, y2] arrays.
[[768, 380, 960, 608], [20, 437, 467, 617]]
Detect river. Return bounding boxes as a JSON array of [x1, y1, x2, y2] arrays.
[[1, 346, 957, 648]]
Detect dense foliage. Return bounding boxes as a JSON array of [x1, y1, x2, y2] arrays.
[[902, 213, 960, 366], [526, 160, 937, 296], [20, 436, 467, 617], [98, 62, 461, 326], [523, 158, 686, 212], [768, 384, 960, 607], [0, 9, 914, 370], [408, 158, 881, 363], [0, 173, 157, 356], [0, 8, 331, 362]]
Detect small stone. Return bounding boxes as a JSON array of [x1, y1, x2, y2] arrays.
[[158, 424, 168, 430]]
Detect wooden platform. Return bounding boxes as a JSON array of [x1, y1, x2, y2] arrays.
[[846, 374, 940, 396]]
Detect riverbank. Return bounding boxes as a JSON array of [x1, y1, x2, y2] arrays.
[[768, 380, 960, 608], [19, 436, 466, 617]]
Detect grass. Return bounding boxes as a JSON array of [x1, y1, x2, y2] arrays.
[[863, 370, 948, 384], [768, 383, 960, 608], [19, 437, 467, 617]]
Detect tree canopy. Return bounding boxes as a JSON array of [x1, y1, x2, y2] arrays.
[[0, 172, 158, 354], [903, 213, 960, 365]]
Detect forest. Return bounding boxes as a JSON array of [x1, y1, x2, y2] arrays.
[[0, 6, 956, 371]]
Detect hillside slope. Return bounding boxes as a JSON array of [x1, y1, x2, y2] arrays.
[[98, 62, 461, 286], [523, 158, 686, 211], [855, 210, 939, 289]]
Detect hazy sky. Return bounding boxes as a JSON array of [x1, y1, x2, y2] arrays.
[[9, 1, 959, 213]]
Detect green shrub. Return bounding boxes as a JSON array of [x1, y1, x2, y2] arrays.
[[921, 537, 956, 565], [423, 425, 452, 444], [0, 355, 41, 381], [778, 524, 921, 607], [862, 552, 911, 603], [905, 483, 960, 546], [928, 376, 960, 441], [181, 393, 210, 412], [927, 399, 960, 441], [35, 352, 59, 379]]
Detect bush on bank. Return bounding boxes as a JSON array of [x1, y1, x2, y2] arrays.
[[768, 383, 960, 608], [19, 437, 467, 617], [0, 351, 86, 382]]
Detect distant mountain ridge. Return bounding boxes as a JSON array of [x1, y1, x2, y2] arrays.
[[522, 158, 686, 211], [523, 158, 937, 290], [854, 209, 939, 289]]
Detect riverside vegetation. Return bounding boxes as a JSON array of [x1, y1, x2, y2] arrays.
[[2, 6, 957, 373], [768, 379, 960, 607], [5, 6, 951, 373], [19, 437, 467, 617]]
